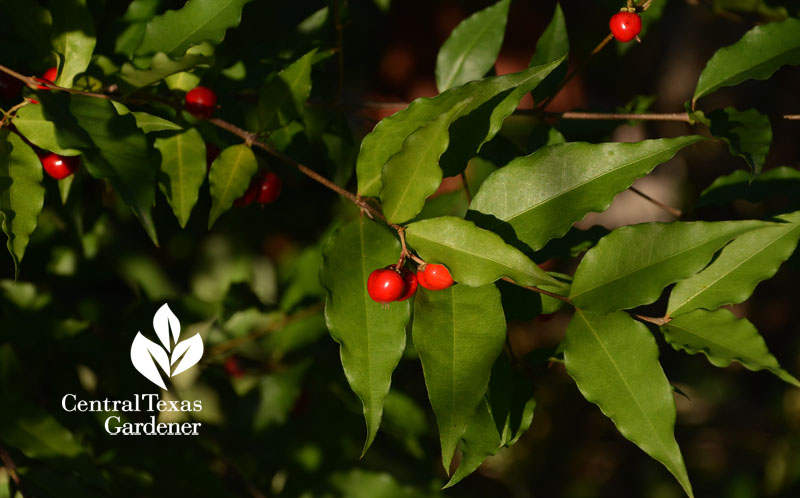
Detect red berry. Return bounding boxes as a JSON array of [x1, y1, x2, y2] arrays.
[[0, 72, 23, 100], [367, 267, 405, 303], [185, 86, 217, 119], [609, 12, 642, 43], [40, 152, 80, 180], [224, 357, 244, 378], [35, 67, 58, 90], [234, 180, 259, 207], [256, 172, 281, 204], [396, 268, 418, 301], [418, 263, 454, 291]]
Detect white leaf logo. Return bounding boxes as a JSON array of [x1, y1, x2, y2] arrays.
[[130, 304, 204, 390]]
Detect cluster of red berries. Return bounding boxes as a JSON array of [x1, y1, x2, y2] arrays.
[[367, 263, 454, 304], [184, 85, 284, 207], [609, 10, 642, 43]]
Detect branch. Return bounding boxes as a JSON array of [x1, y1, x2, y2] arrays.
[[541, 110, 692, 122], [207, 118, 386, 222], [629, 186, 682, 218], [208, 304, 323, 357]]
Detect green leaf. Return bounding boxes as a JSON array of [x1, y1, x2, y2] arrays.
[[435, 0, 510, 92], [329, 469, 421, 498], [405, 216, 564, 289], [0, 131, 45, 276], [439, 58, 565, 177], [707, 107, 772, 176], [68, 95, 159, 244], [712, 0, 789, 21], [668, 211, 800, 316], [0, 409, 83, 459], [135, 0, 253, 57], [111, 101, 185, 133], [380, 101, 469, 224], [51, 0, 97, 88], [413, 283, 506, 471], [529, 3, 568, 67], [570, 220, 768, 313], [114, 0, 160, 57], [692, 17, 800, 106], [257, 49, 317, 132], [488, 353, 535, 447], [320, 217, 410, 454], [444, 399, 502, 488], [155, 128, 207, 228], [356, 59, 562, 196], [13, 101, 91, 156], [208, 144, 258, 228], [119, 52, 213, 89], [697, 166, 800, 207], [564, 309, 693, 497], [529, 3, 568, 103], [130, 112, 184, 133], [662, 308, 800, 386], [469, 136, 703, 252], [253, 361, 310, 431]]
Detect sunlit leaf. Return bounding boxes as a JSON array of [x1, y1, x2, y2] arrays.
[[320, 217, 410, 454], [565, 309, 693, 497]]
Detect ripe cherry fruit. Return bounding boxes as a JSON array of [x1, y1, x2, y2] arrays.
[[40, 152, 80, 180], [36, 67, 58, 89], [257, 172, 281, 204], [609, 11, 642, 43], [185, 86, 217, 119], [367, 267, 405, 303], [417, 263, 454, 291], [396, 268, 418, 301]]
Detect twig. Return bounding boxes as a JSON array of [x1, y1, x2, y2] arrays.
[[540, 110, 692, 122], [461, 172, 472, 204], [0, 442, 22, 492], [0, 101, 30, 128], [323, 102, 799, 123], [629, 186, 682, 218], [207, 117, 386, 222], [208, 304, 323, 357]]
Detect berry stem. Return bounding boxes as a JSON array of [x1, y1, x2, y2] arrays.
[[0, 100, 30, 129]]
